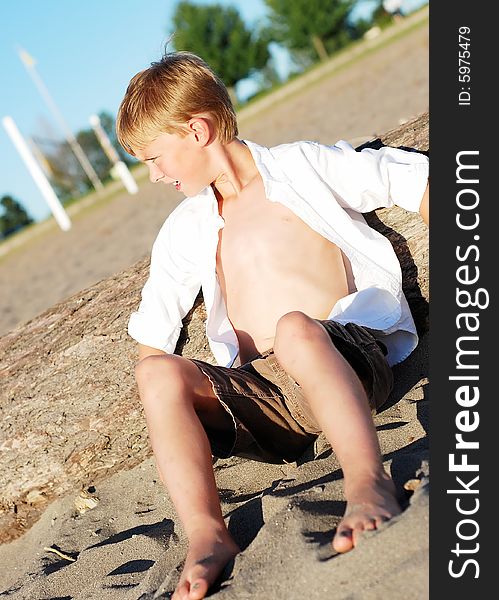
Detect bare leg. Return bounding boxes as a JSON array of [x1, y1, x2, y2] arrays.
[[273, 312, 401, 553], [136, 355, 239, 599]]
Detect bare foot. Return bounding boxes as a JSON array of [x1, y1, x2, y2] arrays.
[[173, 525, 240, 600], [332, 470, 401, 553]]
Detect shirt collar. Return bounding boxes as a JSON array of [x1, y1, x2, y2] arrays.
[[242, 139, 290, 187], [192, 139, 290, 208]]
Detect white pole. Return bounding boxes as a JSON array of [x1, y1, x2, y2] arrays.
[[112, 161, 139, 195], [18, 47, 104, 193], [2, 116, 71, 231], [89, 114, 138, 194]]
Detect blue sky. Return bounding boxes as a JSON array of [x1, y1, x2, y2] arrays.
[[0, 1, 427, 223]]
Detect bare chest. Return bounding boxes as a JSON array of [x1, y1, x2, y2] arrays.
[[215, 178, 352, 307], [213, 177, 354, 360], [216, 188, 312, 272]]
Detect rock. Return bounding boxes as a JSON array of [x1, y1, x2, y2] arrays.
[[404, 478, 423, 492], [73, 490, 99, 514], [25, 489, 46, 506]]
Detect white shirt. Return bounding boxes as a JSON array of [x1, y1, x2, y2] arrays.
[[128, 139, 429, 367]]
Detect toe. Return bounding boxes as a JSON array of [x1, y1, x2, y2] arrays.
[[189, 578, 209, 600], [364, 518, 377, 531], [173, 581, 189, 600], [375, 514, 391, 528], [332, 526, 354, 553], [334, 515, 382, 551], [351, 522, 369, 547]]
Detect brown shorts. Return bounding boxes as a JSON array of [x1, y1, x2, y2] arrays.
[[191, 321, 393, 464]]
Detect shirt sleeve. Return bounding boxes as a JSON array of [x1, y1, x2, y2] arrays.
[[307, 139, 429, 213], [127, 207, 201, 353]]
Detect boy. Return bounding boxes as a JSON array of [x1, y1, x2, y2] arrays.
[[116, 51, 429, 600]]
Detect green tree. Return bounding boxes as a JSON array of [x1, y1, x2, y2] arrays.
[[371, 1, 396, 28], [171, 1, 271, 94], [0, 195, 33, 238], [264, 0, 357, 64], [353, 3, 393, 40]]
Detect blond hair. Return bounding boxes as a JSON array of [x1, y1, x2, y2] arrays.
[[116, 51, 238, 155]]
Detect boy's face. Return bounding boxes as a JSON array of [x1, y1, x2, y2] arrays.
[[136, 129, 212, 197]]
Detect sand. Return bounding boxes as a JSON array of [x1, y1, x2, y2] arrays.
[[1, 11, 429, 599]]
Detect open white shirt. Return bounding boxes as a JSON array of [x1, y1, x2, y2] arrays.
[[128, 139, 429, 367]]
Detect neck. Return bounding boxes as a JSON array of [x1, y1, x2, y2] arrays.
[[210, 138, 258, 202]]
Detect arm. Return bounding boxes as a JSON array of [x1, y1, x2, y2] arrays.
[[419, 180, 429, 225], [305, 140, 429, 215], [128, 204, 201, 356], [138, 343, 167, 362]]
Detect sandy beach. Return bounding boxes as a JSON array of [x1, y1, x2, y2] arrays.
[[1, 11, 429, 599]]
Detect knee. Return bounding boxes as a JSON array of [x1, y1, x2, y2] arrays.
[[274, 311, 328, 366], [275, 311, 322, 345], [135, 353, 176, 383], [135, 354, 190, 400]]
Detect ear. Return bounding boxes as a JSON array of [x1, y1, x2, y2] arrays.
[[187, 116, 211, 145]]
